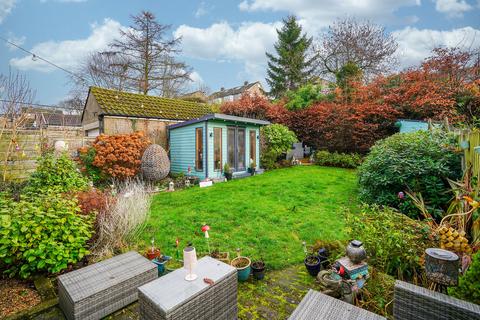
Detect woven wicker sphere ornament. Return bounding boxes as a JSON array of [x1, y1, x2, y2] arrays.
[[141, 144, 170, 181]]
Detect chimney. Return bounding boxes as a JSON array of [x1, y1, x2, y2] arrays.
[[220, 87, 225, 91], [244, 81, 248, 85]]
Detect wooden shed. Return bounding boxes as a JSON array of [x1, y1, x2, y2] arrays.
[[169, 114, 270, 180], [81, 87, 211, 149]]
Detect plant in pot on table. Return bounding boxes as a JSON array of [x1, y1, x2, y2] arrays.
[[223, 163, 233, 181], [231, 248, 251, 281], [303, 241, 321, 277]]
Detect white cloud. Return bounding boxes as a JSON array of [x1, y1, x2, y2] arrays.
[[189, 71, 203, 84], [238, 0, 421, 33], [10, 18, 125, 72], [0, 0, 16, 23], [434, 0, 473, 18], [175, 21, 280, 80], [393, 26, 480, 68], [195, 2, 208, 18], [5, 32, 25, 51]]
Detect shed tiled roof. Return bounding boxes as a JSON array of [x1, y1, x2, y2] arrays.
[[90, 87, 211, 120]]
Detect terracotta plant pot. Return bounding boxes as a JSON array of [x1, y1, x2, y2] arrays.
[[146, 248, 161, 260]]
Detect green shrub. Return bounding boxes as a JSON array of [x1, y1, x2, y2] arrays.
[[314, 150, 362, 168], [285, 84, 334, 110], [358, 131, 461, 218], [346, 204, 434, 280], [25, 151, 88, 194], [0, 193, 93, 278], [77, 147, 104, 184], [260, 124, 297, 169], [449, 251, 480, 304]]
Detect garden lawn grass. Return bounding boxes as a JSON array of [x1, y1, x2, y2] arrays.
[[142, 166, 358, 269]]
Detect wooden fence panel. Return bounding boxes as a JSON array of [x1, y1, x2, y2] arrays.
[[0, 128, 94, 181]]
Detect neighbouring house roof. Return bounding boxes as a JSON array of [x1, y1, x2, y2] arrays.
[[86, 86, 211, 121], [209, 81, 263, 100], [169, 113, 270, 130], [37, 113, 82, 127]]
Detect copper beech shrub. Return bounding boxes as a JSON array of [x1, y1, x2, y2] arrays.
[[79, 132, 150, 180]]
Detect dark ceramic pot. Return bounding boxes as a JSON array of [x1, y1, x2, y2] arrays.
[[224, 172, 233, 180], [304, 255, 321, 277], [251, 261, 265, 280], [317, 248, 329, 269], [346, 240, 367, 264]]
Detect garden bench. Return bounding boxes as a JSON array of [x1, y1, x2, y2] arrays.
[[138, 256, 237, 320], [58, 251, 157, 320], [289, 280, 480, 320]]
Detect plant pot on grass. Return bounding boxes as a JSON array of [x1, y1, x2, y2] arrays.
[[231, 257, 251, 281], [211, 250, 230, 264], [251, 261, 265, 280], [304, 255, 321, 277], [223, 163, 233, 181]]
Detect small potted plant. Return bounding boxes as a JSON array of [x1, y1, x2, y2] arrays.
[[248, 159, 256, 175], [152, 255, 171, 276], [231, 248, 251, 281], [302, 241, 321, 277], [146, 238, 161, 260], [211, 249, 230, 264], [251, 260, 265, 280], [223, 163, 233, 181]]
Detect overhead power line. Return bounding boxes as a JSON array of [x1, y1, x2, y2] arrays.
[[0, 35, 87, 83], [0, 99, 79, 111]]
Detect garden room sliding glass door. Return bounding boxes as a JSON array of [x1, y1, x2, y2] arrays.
[[227, 127, 246, 172]]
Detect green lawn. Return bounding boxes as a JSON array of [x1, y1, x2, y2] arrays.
[[142, 166, 358, 269]]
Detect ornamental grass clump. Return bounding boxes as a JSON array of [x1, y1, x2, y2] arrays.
[[91, 179, 151, 258]]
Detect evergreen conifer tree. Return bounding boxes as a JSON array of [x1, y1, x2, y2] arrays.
[[266, 16, 316, 99]]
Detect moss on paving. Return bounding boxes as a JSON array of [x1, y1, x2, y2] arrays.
[[141, 166, 359, 270]]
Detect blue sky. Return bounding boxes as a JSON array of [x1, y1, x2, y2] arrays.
[[1, 0, 479, 105]]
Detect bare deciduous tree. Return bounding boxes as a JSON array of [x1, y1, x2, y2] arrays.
[[316, 18, 398, 81], [111, 11, 192, 96], [71, 51, 131, 97], [0, 69, 36, 181]]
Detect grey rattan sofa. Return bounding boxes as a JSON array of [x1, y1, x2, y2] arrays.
[[58, 251, 157, 320], [289, 280, 480, 320]]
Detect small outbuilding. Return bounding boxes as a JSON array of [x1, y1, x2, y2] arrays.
[[169, 114, 270, 180]]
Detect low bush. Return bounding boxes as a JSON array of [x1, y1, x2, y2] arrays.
[[76, 189, 113, 216], [260, 124, 297, 170], [24, 151, 88, 195], [314, 150, 362, 168], [78, 132, 150, 182], [77, 147, 104, 184], [91, 179, 150, 258], [346, 204, 434, 280], [358, 131, 461, 218], [449, 251, 480, 304], [0, 193, 93, 278]]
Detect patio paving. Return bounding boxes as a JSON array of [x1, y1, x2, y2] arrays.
[[30, 264, 320, 320]]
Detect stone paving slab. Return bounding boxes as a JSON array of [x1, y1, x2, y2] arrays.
[[32, 264, 320, 320]]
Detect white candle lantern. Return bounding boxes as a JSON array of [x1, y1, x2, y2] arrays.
[[183, 246, 198, 281]]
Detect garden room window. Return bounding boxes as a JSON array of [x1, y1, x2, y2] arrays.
[[195, 128, 203, 171], [214, 128, 222, 171]]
